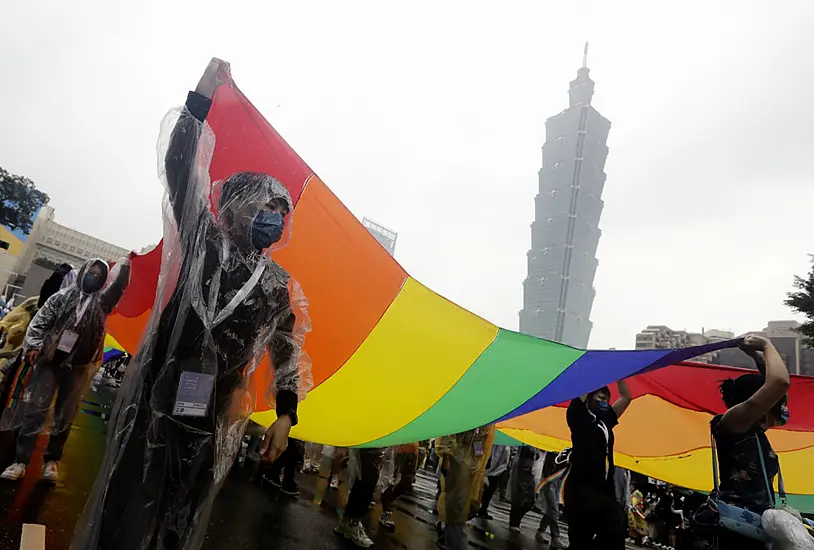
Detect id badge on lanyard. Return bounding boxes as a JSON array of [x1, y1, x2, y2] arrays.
[[58, 296, 92, 353], [173, 371, 216, 417]]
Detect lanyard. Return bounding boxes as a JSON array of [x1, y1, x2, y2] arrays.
[[198, 239, 267, 330], [74, 295, 92, 327]]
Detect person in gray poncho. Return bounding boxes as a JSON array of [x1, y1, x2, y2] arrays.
[[1, 256, 131, 482]]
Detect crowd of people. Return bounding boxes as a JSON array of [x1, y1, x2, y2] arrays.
[[230, 333, 799, 550], [0, 255, 803, 549]]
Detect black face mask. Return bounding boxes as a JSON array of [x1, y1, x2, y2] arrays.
[[82, 273, 103, 293]]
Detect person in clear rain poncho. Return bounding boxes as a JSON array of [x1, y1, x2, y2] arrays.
[[0, 257, 131, 482], [71, 59, 312, 550]]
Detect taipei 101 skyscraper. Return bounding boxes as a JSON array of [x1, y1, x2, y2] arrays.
[[519, 44, 611, 348]]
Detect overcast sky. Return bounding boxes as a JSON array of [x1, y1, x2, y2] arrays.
[[2, 1, 813, 349]]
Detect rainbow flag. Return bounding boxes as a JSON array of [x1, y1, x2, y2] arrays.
[[102, 333, 126, 362], [106, 62, 814, 510]]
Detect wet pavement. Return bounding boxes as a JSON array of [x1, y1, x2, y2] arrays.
[[0, 387, 638, 549]]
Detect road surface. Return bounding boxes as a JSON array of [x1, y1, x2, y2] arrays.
[[0, 387, 639, 549]]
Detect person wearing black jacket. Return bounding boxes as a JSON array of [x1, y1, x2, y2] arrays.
[[1, 257, 130, 482], [72, 59, 311, 550], [37, 263, 73, 308], [564, 380, 632, 550]]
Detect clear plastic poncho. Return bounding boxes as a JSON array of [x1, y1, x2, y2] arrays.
[[72, 90, 311, 550], [0, 258, 130, 437]]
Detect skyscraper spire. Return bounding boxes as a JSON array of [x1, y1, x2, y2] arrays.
[[519, 47, 611, 348]]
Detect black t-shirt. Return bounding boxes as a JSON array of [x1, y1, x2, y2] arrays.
[[712, 414, 779, 513], [566, 398, 619, 493]]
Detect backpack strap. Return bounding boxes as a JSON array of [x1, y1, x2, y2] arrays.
[[710, 427, 720, 494], [754, 433, 784, 508]]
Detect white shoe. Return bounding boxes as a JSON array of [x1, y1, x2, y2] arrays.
[[344, 519, 374, 548], [1, 463, 26, 481], [42, 461, 59, 482]]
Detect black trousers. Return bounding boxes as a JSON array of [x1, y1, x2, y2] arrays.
[[267, 438, 302, 483], [345, 448, 383, 520], [509, 455, 536, 527], [564, 483, 625, 550], [95, 367, 242, 550], [381, 451, 417, 512], [478, 475, 501, 515]]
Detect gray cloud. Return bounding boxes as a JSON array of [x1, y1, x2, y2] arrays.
[[1, 0, 812, 349]]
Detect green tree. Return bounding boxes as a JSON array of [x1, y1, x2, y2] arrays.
[[0, 167, 49, 233], [785, 255, 814, 344]]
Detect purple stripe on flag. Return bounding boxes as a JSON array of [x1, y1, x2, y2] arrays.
[[498, 339, 742, 422]]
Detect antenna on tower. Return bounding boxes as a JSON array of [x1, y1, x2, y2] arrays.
[[582, 41, 589, 69]]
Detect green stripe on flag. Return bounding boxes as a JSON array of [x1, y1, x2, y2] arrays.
[[360, 329, 584, 447]]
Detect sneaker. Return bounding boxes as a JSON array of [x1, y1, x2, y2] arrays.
[[343, 518, 374, 548], [0, 463, 26, 481], [334, 517, 351, 537], [379, 511, 396, 531], [263, 473, 282, 489], [42, 461, 59, 482], [280, 480, 299, 497], [550, 537, 567, 549], [476, 511, 493, 520], [509, 525, 521, 533], [435, 522, 446, 548], [535, 531, 548, 544]]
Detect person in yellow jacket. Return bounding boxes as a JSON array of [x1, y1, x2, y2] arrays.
[[435, 425, 495, 549], [0, 297, 39, 391]]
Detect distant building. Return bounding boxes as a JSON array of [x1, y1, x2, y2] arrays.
[[520, 44, 611, 347], [24, 220, 129, 271], [636, 322, 814, 376], [0, 205, 55, 299], [714, 321, 814, 376], [2, 213, 129, 302], [634, 325, 724, 363], [362, 218, 397, 256]]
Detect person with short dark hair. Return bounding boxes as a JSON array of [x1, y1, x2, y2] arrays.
[[564, 379, 632, 549]]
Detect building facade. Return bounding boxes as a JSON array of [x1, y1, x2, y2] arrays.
[[2, 215, 129, 302], [635, 322, 814, 375], [362, 217, 397, 256], [519, 45, 611, 347], [714, 321, 814, 376], [26, 220, 129, 270], [634, 325, 724, 364]]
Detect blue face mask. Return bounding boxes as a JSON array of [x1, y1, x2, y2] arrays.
[[251, 211, 285, 251], [778, 405, 790, 426], [82, 273, 102, 293], [594, 400, 611, 414]]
